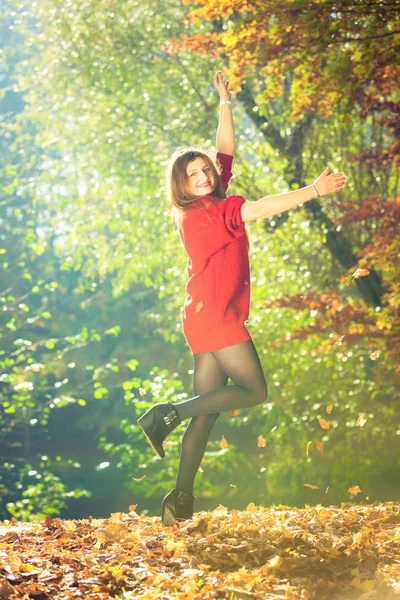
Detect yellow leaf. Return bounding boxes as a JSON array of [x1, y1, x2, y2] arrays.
[[257, 435, 267, 447], [139, 387, 146, 396], [220, 435, 228, 449], [348, 485, 361, 496], [196, 300, 204, 313], [304, 483, 319, 489], [351, 577, 376, 591], [20, 563, 38, 573], [132, 475, 146, 482], [319, 418, 330, 430], [370, 350, 380, 360]]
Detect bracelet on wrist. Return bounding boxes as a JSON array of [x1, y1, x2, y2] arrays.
[[311, 183, 320, 197], [220, 100, 232, 105]]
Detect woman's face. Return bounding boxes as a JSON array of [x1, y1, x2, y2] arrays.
[[185, 157, 215, 196]]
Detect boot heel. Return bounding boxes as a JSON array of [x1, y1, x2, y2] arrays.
[[162, 501, 176, 527], [137, 416, 163, 458]]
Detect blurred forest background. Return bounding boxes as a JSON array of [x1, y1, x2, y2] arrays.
[[1, 0, 399, 521]]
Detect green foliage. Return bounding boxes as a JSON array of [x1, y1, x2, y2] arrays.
[[5, 462, 91, 522]]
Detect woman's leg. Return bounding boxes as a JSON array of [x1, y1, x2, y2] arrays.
[[175, 351, 228, 495], [174, 340, 268, 422]]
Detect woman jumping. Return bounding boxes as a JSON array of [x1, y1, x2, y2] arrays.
[[137, 71, 347, 526]]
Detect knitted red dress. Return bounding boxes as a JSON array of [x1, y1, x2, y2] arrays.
[[178, 152, 252, 355]]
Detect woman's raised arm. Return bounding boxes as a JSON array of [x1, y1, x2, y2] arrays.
[[214, 71, 236, 156], [241, 167, 348, 222]]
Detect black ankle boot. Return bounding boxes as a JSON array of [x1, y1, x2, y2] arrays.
[[137, 402, 181, 458], [161, 488, 196, 527]]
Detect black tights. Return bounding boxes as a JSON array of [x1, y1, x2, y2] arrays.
[[174, 340, 268, 496]]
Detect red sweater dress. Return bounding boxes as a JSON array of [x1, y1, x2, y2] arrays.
[[178, 152, 252, 355]]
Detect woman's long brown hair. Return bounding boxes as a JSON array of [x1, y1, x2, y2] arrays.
[[165, 146, 252, 253]]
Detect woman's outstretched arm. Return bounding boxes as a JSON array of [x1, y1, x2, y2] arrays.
[[214, 71, 235, 156], [241, 167, 348, 222]]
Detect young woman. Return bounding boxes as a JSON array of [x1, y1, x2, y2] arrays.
[[138, 71, 347, 526]]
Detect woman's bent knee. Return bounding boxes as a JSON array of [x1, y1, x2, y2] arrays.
[[251, 383, 268, 406]]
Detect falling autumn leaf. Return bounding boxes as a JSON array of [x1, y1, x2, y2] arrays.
[[132, 475, 146, 482], [260, 467, 266, 473], [257, 435, 267, 448], [348, 485, 361, 496], [352, 267, 370, 279], [271, 426, 277, 433], [326, 404, 333, 414], [220, 435, 228, 449], [304, 484, 319, 490], [316, 441, 325, 453], [356, 414, 368, 427], [334, 335, 345, 347], [139, 387, 146, 396], [325, 486, 330, 494], [230, 484, 236, 488], [198, 466, 204, 473], [128, 504, 137, 511], [229, 409, 239, 416], [196, 300, 203, 313], [306, 441, 311, 458], [370, 350, 380, 360], [319, 418, 330, 430]]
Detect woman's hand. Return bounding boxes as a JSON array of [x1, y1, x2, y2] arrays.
[[214, 71, 231, 102], [313, 167, 347, 197]]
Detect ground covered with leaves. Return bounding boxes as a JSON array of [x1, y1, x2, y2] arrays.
[[0, 502, 399, 599]]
